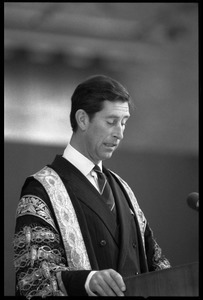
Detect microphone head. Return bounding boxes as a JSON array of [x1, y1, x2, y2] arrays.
[[187, 192, 199, 211]]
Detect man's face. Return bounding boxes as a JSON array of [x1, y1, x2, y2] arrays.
[[84, 100, 130, 164]]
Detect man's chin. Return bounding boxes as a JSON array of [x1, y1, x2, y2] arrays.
[[101, 151, 114, 160]]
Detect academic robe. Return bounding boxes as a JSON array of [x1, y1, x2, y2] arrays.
[[13, 155, 171, 298]]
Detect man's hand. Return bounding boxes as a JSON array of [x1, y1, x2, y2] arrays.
[[89, 269, 126, 296]]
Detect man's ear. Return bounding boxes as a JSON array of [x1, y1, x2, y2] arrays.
[[75, 109, 89, 131]]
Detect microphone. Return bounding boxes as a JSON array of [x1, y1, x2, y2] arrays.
[[187, 192, 199, 211]]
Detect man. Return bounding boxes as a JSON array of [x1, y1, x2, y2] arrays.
[[13, 75, 171, 298]]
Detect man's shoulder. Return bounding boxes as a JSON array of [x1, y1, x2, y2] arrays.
[[107, 168, 131, 190], [107, 168, 139, 206], [21, 166, 49, 199]]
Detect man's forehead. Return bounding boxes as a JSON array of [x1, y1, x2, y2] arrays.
[[102, 100, 130, 114]]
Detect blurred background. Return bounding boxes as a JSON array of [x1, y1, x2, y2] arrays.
[[4, 3, 198, 296]]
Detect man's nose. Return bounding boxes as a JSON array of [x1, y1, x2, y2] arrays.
[[113, 124, 124, 140]]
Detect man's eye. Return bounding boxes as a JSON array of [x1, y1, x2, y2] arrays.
[[122, 120, 128, 126], [107, 120, 115, 125]]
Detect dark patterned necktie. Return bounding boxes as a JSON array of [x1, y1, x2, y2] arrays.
[[93, 165, 116, 214]]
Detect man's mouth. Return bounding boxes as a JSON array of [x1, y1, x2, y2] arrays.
[[104, 143, 118, 148]]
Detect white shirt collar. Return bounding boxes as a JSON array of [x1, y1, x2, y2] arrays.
[[62, 143, 102, 176]]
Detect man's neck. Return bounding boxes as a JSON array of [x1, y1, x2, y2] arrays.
[[69, 134, 101, 166]]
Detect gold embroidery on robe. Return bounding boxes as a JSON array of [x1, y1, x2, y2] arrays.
[[16, 195, 57, 231], [33, 166, 92, 271]]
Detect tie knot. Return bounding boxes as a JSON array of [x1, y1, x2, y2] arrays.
[[93, 165, 106, 194], [93, 165, 102, 174]]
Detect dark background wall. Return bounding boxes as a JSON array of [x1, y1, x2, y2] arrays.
[[4, 141, 198, 296]]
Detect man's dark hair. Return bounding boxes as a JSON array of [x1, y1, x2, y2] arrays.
[[70, 74, 132, 132]]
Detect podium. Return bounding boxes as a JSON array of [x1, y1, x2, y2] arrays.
[[124, 262, 198, 296]]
